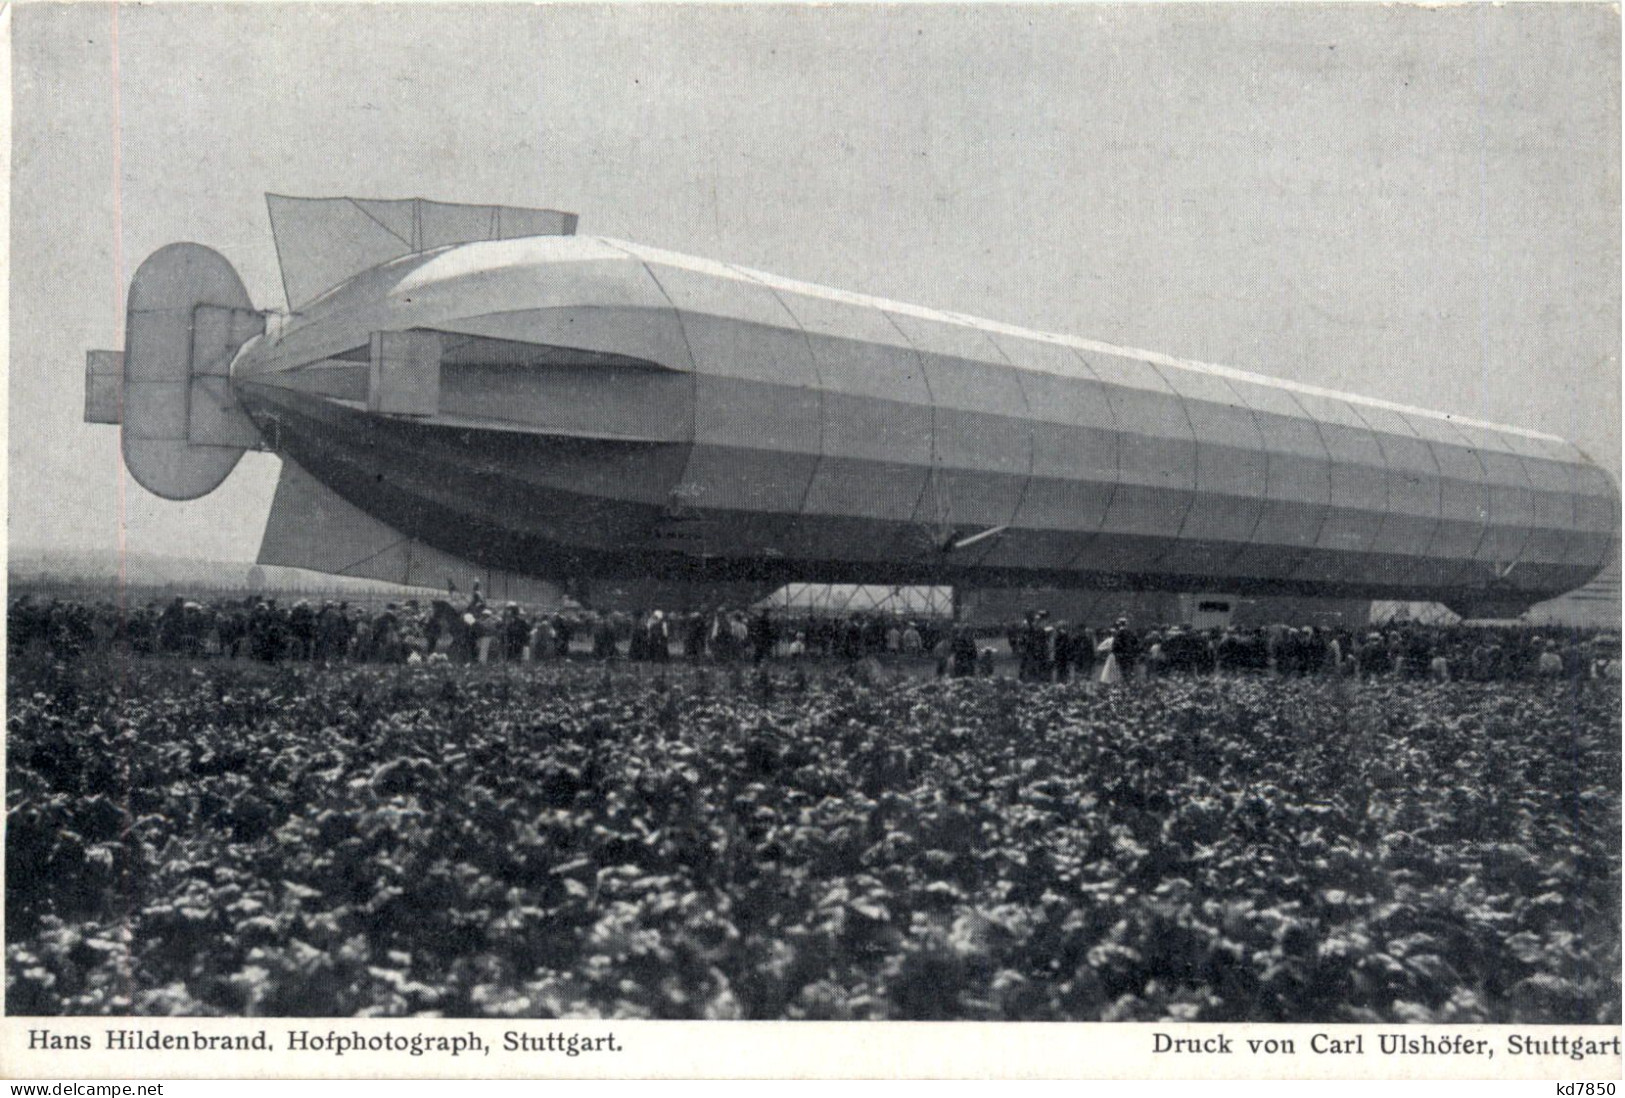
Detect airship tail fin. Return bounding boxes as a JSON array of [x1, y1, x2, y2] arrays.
[[267, 194, 578, 309], [90, 243, 267, 501], [257, 457, 562, 604]]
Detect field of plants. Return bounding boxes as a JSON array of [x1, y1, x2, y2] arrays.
[[6, 651, 1620, 1021]]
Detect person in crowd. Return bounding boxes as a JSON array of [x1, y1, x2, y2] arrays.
[[1161, 624, 1213, 676], [684, 610, 709, 661], [932, 630, 953, 678], [530, 614, 556, 662], [977, 645, 997, 677], [901, 620, 923, 657], [287, 600, 316, 660], [1112, 617, 1143, 682], [551, 614, 573, 660], [1429, 652, 1452, 682], [750, 610, 776, 665], [400, 605, 429, 662], [1017, 611, 1050, 682], [217, 602, 247, 660], [837, 617, 864, 662], [1052, 621, 1074, 682], [159, 597, 189, 655], [501, 603, 529, 661], [15, 594, 1620, 690], [646, 610, 671, 663], [950, 624, 978, 678], [589, 613, 617, 660], [628, 611, 649, 661], [1144, 629, 1167, 679], [1070, 625, 1097, 682], [372, 603, 403, 663], [473, 607, 500, 664], [1095, 629, 1122, 685]]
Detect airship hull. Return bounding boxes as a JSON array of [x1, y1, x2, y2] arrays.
[[87, 198, 1620, 617], [247, 379, 1611, 613]]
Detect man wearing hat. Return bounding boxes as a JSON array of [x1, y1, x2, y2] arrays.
[[1112, 616, 1144, 683]]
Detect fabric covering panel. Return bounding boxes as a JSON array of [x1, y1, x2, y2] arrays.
[[1383, 412, 1465, 589], [388, 200, 575, 247], [440, 361, 694, 444], [418, 204, 499, 251], [352, 199, 417, 245], [1155, 368, 1267, 567], [887, 311, 1032, 534], [268, 196, 407, 309], [1075, 352, 1197, 573], [674, 317, 821, 500], [1219, 379, 1332, 580], [273, 360, 370, 402], [375, 246, 678, 347], [978, 336, 1118, 571], [1437, 423, 1527, 574], [1566, 463, 1621, 571], [1536, 438, 1619, 570], [1516, 434, 1583, 521], [368, 330, 441, 417], [401, 246, 661, 312], [1285, 393, 1390, 583], [776, 292, 929, 400], [644, 262, 823, 518], [252, 243, 651, 377], [437, 305, 694, 379], [121, 382, 189, 442], [1400, 417, 1492, 585], [1449, 423, 1536, 569], [798, 391, 929, 517], [1351, 406, 1444, 580], [189, 376, 261, 450], [640, 256, 799, 333], [773, 293, 932, 559], [919, 399, 1030, 548], [1508, 442, 1586, 571]]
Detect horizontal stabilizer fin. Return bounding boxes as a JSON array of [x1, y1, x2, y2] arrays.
[[258, 458, 563, 605], [267, 194, 578, 309], [85, 350, 123, 424]]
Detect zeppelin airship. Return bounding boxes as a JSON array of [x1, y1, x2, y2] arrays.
[[84, 194, 1619, 618]]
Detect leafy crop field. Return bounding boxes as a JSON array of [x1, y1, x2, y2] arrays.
[[7, 654, 1619, 1021]]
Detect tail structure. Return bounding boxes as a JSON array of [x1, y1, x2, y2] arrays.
[[84, 243, 265, 500]]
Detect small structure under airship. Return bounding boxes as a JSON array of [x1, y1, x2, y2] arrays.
[[84, 194, 1619, 617]]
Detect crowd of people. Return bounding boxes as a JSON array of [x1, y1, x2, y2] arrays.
[[8, 588, 1618, 683], [999, 610, 1619, 684]]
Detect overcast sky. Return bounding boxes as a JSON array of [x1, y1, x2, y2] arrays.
[[10, 2, 1620, 562]]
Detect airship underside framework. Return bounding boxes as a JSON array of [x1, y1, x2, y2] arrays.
[[86, 196, 1619, 616]]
